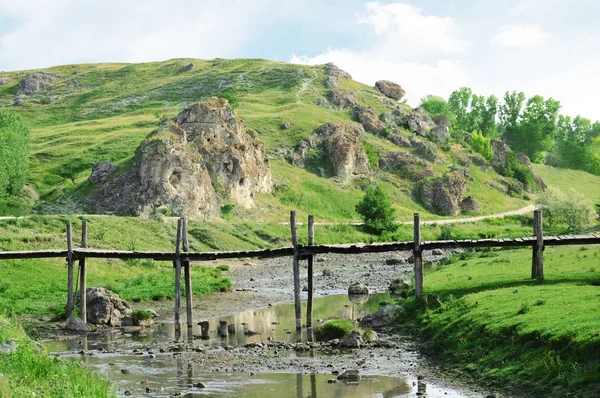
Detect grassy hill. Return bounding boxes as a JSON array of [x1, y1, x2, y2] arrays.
[[0, 58, 527, 220]]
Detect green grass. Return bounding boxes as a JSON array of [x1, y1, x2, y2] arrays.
[[315, 318, 355, 340], [0, 315, 112, 397], [533, 164, 600, 203], [406, 242, 600, 396]]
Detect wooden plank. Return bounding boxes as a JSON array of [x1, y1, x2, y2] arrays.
[[0, 250, 68, 260]]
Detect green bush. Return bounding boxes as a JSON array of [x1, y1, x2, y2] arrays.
[[131, 309, 152, 323], [221, 203, 235, 219], [469, 130, 493, 161], [355, 186, 398, 234], [535, 187, 595, 230], [361, 142, 379, 168], [504, 152, 536, 190], [315, 319, 355, 340]]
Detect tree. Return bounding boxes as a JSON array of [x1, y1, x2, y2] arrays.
[[419, 95, 452, 120], [0, 109, 30, 198], [553, 115, 600, 175], [355, 186, 398, 234], [448, 87, 473, 131], [535, 187, 595, 230]]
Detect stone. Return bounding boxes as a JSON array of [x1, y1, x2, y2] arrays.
[[89, 160, 116, 183], [385, 258, 404, 265], [0, 77, 8, 86], [322, 124, 371, 182], [431, 249, 444, 256], [17, 71, 61, 95], [322, 268, 334, 277], [348, 282, 369, 295], [388, 278, 410, 297], [359, 305, 404, 329], [407, 108, 436, 136], [413, 141, 443, 163], [340, 329, 363, 348], [288, 136, 321, 168], [281, 120, 291, 130], [389, 134, 411, 147], [329, 90, 358, 107], [356, 107, 385, 134], [90, 99, 272, 219], [327, 378, 338, 384], [418, 169, 469, 216], [516, 152, 531, 168], [375, 80, 406, 101], [379, 151, 433, 182], [86, 287, 132, 326], [432, 115, 451, 127], [194, 382, 207, 388], [65, 316, 87, 332], [337, 369, 360, 381], [491, 139, 511, 168], [460, 196, 482, 214], [432, 125, 451, 142], [0, 339, 18, 355], [324, 63, 351, 88], [535, 175, 547, 191], [181, 63, 195, 72]]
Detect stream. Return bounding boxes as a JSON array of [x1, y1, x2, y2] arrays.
[[44, 293, 482, 397]]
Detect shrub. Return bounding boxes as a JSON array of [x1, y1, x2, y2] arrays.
[[438, 225, 453, 240], [217, 264, 229, 272], [221, 203, 235, 219], [361, 142, 379, 168], [355, 186, 398, 234], [504, 152, 536, 190], [315, 319, 355, 340], [535, 187, 595, 230], [131, 310, 153, 323], [469, 130, 493, 161]]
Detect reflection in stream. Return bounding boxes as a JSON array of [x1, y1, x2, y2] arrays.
[[43, 293, 475, 397]]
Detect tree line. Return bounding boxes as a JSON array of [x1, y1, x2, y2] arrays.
[[420, 88, 600, 175]]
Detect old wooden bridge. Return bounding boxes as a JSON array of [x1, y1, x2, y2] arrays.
[[1, 210, 599, 331]]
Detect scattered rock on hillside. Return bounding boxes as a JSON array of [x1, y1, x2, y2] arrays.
[[90, 99, 271, 219], [288, 136, 320, 168], [87, 287, 132, 326], [89, 160, 116, 183], [389, 134, 411, 147], [0, 77, 8, 86], [356, 107, 385, 134], [468, 153, 491, 170], [432, 115, 451, 127], [181, 63, 195, 72], [432, 115, 451, 142], [418, 169, 469, 216], [375, 80, 406, 101], [413, 140, 443, 163], [388, 278, 410, 297], [348, 282, 369, 295], [17, 71, 61, 95], [281, 120, 291, 130], [407, 108, 436, 136], [322, 123, 371, 182], [329, 90, 358, 107], [460, 196, 482, 214], [516, 152, 531, 167], [340, 329, 363, 348], [379, 151, 433, 182], [324, 63, 351, 88], [65, 316, 88, 332], [491, 139, 510, 168]]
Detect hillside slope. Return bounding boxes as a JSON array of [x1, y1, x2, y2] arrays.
[[0, 58, 528, 220]]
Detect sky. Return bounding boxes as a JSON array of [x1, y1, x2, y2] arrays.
[[0, 0, 599, 120]]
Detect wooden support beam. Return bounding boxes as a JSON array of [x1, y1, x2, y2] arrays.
[[306, 214, 314, 328], [531, 213, 538, 279], [290, 211, 302, 330], [182, 218, 193, 329], [535, 210, 544, 281], [66, 222, 74, 319], [413, 213, 423, 298], [79, 220, 88, 325], [174, 219, 183, 331]]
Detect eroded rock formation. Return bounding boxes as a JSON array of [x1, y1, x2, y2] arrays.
[[17, 71, 61, 95], [375, 80, 406, 101], [324, 63, 351, 88], [407, 108, 436, 136]]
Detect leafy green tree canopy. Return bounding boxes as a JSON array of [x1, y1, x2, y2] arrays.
[[355, 186, 398, 235], [0, 109, 30, 198]]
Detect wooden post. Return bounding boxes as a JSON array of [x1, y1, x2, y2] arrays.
[[535, 210, 544, 281], [227, 324, 235, 334], [306, 215, 315, 328], [182, 218, 193, 329], [79, 220, 88, 324], [66, 222, 74, 319], [290, 211, 302, 330], [174, 219, 183, 331], [219, 320, 228, 337], [199, 321, 210, 339], [413, 213, 423, 298], [531, 214, 538, 279]]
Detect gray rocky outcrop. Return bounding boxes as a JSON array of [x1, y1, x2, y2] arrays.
[[460, 196, 482, 214], [65, 316, 88, 332], [348, 282, 369, 295], [359, 305, 404, 330], [0, 77, 8, 86], [375, 80, 406, 101], [491, 139, 510, 168], [432, 115, 451, 142], [340, 329, 363, 348], [379, 151, 434, 182], [17, 71, 61, 95], [288, 136, 321, 168], [418, 169, 469, 216], [86, 287, 132, 326], [324, 63, 351, 88], [516, 152, 531, 167], [329, 90, 358, 107], [413, 140, 443, 163], [356, 107, 385, 134], [389, 134, 411, 147], [407, 108, 436, 136], [89, 160, 116, 183], [90, 99, 271, 219]]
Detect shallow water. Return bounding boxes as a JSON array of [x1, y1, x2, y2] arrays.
[[44, 293, 477, 397]]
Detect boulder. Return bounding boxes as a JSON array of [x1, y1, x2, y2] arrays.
[[491, 139, 511, 168], [281, 120, 291, 130], [86, 287, 132, 326], [90, 99, 272, 219], [407, 108, 436, 136], [460, 196, 482, 214], [418, 170, 469, 216], [324, 63, 352, 88], [17, 71, 61, 95], [432, 125, 451, 142], [0, 77, 8, 86], [388, 278, 410, 297], [356, 107, 385, 134], [535, 175, 547, 191], [89, 160, 116, 183], [432, 115, 451, 127], [379, 151, 433, 182], [413, 140, 443, 163], [359, 305, 404, 329], [348, 282, 369, 295], [340, 329, 363, 348], [337, 369, 360, 381], [389, 134, 411, 148], [181, 63, 195, 72], [380, 107, 411, 129], [0, 339, 18, 355], [329, 90, 358, 107], [516, 152, 531, 168], [385, 258, 404, 265], [288, 136, 320, 168], [375, 80, 406, 101], [65, 316, 88, 332]]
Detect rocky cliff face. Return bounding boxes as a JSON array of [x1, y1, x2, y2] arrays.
[[89, 99, 271, 219]]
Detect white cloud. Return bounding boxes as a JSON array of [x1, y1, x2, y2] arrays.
[[0, 0, 294, 71], [492, 24, 551, 48], [290, 2, 470, 105]]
